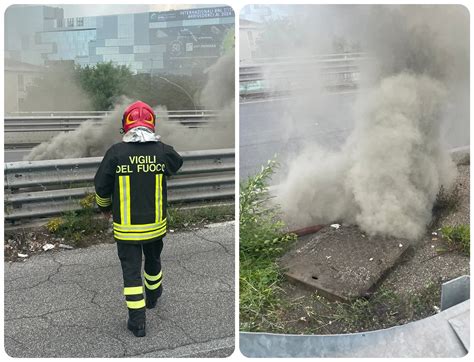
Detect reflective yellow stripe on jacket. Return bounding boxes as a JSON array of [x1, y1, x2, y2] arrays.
[[119, 175, 131, 225], [114, 173, 166, 241], [113, 222, 167, 241], [155, 174, 163, 223]]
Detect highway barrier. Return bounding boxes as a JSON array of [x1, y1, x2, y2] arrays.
[[5, 110, 218, 133], [239, 53, 368, 98], [4, 148, 235, 223]]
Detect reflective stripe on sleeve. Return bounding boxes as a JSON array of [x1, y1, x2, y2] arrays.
[[95, 193, 112, 207]]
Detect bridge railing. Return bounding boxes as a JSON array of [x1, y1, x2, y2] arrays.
[[4, 148, 235, 223]]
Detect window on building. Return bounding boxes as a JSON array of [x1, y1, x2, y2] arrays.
[[67, 18, 74, 27], [57, 18, 63, 28], [18, 74, 24, 91], [76, 17, 84, 27], [247, 31, 254, 46]]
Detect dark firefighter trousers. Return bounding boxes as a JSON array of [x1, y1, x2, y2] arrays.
[[117, 239, 164, 323]]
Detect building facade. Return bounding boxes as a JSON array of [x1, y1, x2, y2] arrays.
[[5, 5, 234, 75], [4, 59, 45, 112]]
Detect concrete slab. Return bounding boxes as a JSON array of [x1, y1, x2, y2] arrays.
[[280, 225, 409, 300]]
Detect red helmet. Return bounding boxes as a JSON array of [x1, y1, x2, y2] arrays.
[[121, 101, 156, 133]]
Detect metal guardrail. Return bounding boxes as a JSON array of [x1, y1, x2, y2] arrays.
[[4, 148, 235, 223], [239, 53, 367, 98], [4, 111, 218, 133]]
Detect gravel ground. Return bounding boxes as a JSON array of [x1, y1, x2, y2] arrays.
[[381, 164, 470, 297]]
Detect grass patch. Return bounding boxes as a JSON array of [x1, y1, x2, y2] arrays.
[[324, 283, 440, 333], [440, 224, 470, 256], [46, 197, 234, 247], [269, 282, 441, 335], [46, 194, 109, 247], [167, 203, 234, 229], [239, 159, 296, 331]]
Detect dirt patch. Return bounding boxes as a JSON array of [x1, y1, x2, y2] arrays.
[[4, 204, 235, 263], [4, 227, 114, 263], [280, 225, 409, 300]]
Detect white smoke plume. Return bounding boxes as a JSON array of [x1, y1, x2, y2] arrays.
[[270, 5, 468, 240], [277, 73, 457, 240], [25, 50, 235, 160], [155, 49, 235, 150]]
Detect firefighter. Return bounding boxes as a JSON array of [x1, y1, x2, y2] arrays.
[[94, 100, 183, 337]]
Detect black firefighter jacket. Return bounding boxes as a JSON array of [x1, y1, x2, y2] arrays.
[[94, 141, 183, 244]]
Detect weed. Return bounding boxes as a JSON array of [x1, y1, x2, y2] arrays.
[[47, 194, 109, 246], [167, 203, 234, 229], [240, 159, 296, 258], [239, 159, 296, 331], [441, 224, 470, 256], [431, 185, 460, 226]]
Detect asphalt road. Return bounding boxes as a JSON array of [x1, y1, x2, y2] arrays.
[[4, 148, 31, 162], [239, 94, 356, 181], [239, 93, 469, 181], [4, 222, 235, 358]]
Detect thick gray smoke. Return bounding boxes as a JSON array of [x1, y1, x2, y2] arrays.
[[25, 50, 234, 160], [5, 64, 93, 113], [278, 73, 456, 240], [271, 5, 468, 240], [25, 98, 129, 160], [155, 49, 235, 150]]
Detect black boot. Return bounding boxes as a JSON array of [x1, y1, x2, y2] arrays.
[[146, 285, 163, 309], [127, 310, 146, 337]]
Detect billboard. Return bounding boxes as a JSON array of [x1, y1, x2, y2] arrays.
[[149, 6, 234, 22]]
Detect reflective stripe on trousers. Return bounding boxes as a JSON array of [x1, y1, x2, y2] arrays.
[[117, 240, 163, 313], [144, 270, 163, 291], [123, 285, 145, 309]]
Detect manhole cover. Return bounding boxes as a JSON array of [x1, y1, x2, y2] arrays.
[[280, 225, 410, 301]]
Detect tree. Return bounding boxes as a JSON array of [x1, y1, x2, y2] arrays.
[[75, 62, 133, 110], [128, 73, 205, 110]]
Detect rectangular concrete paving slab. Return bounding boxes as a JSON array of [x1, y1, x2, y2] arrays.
[[280, 225, 410, 300], [4, 222, 235, 358]]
